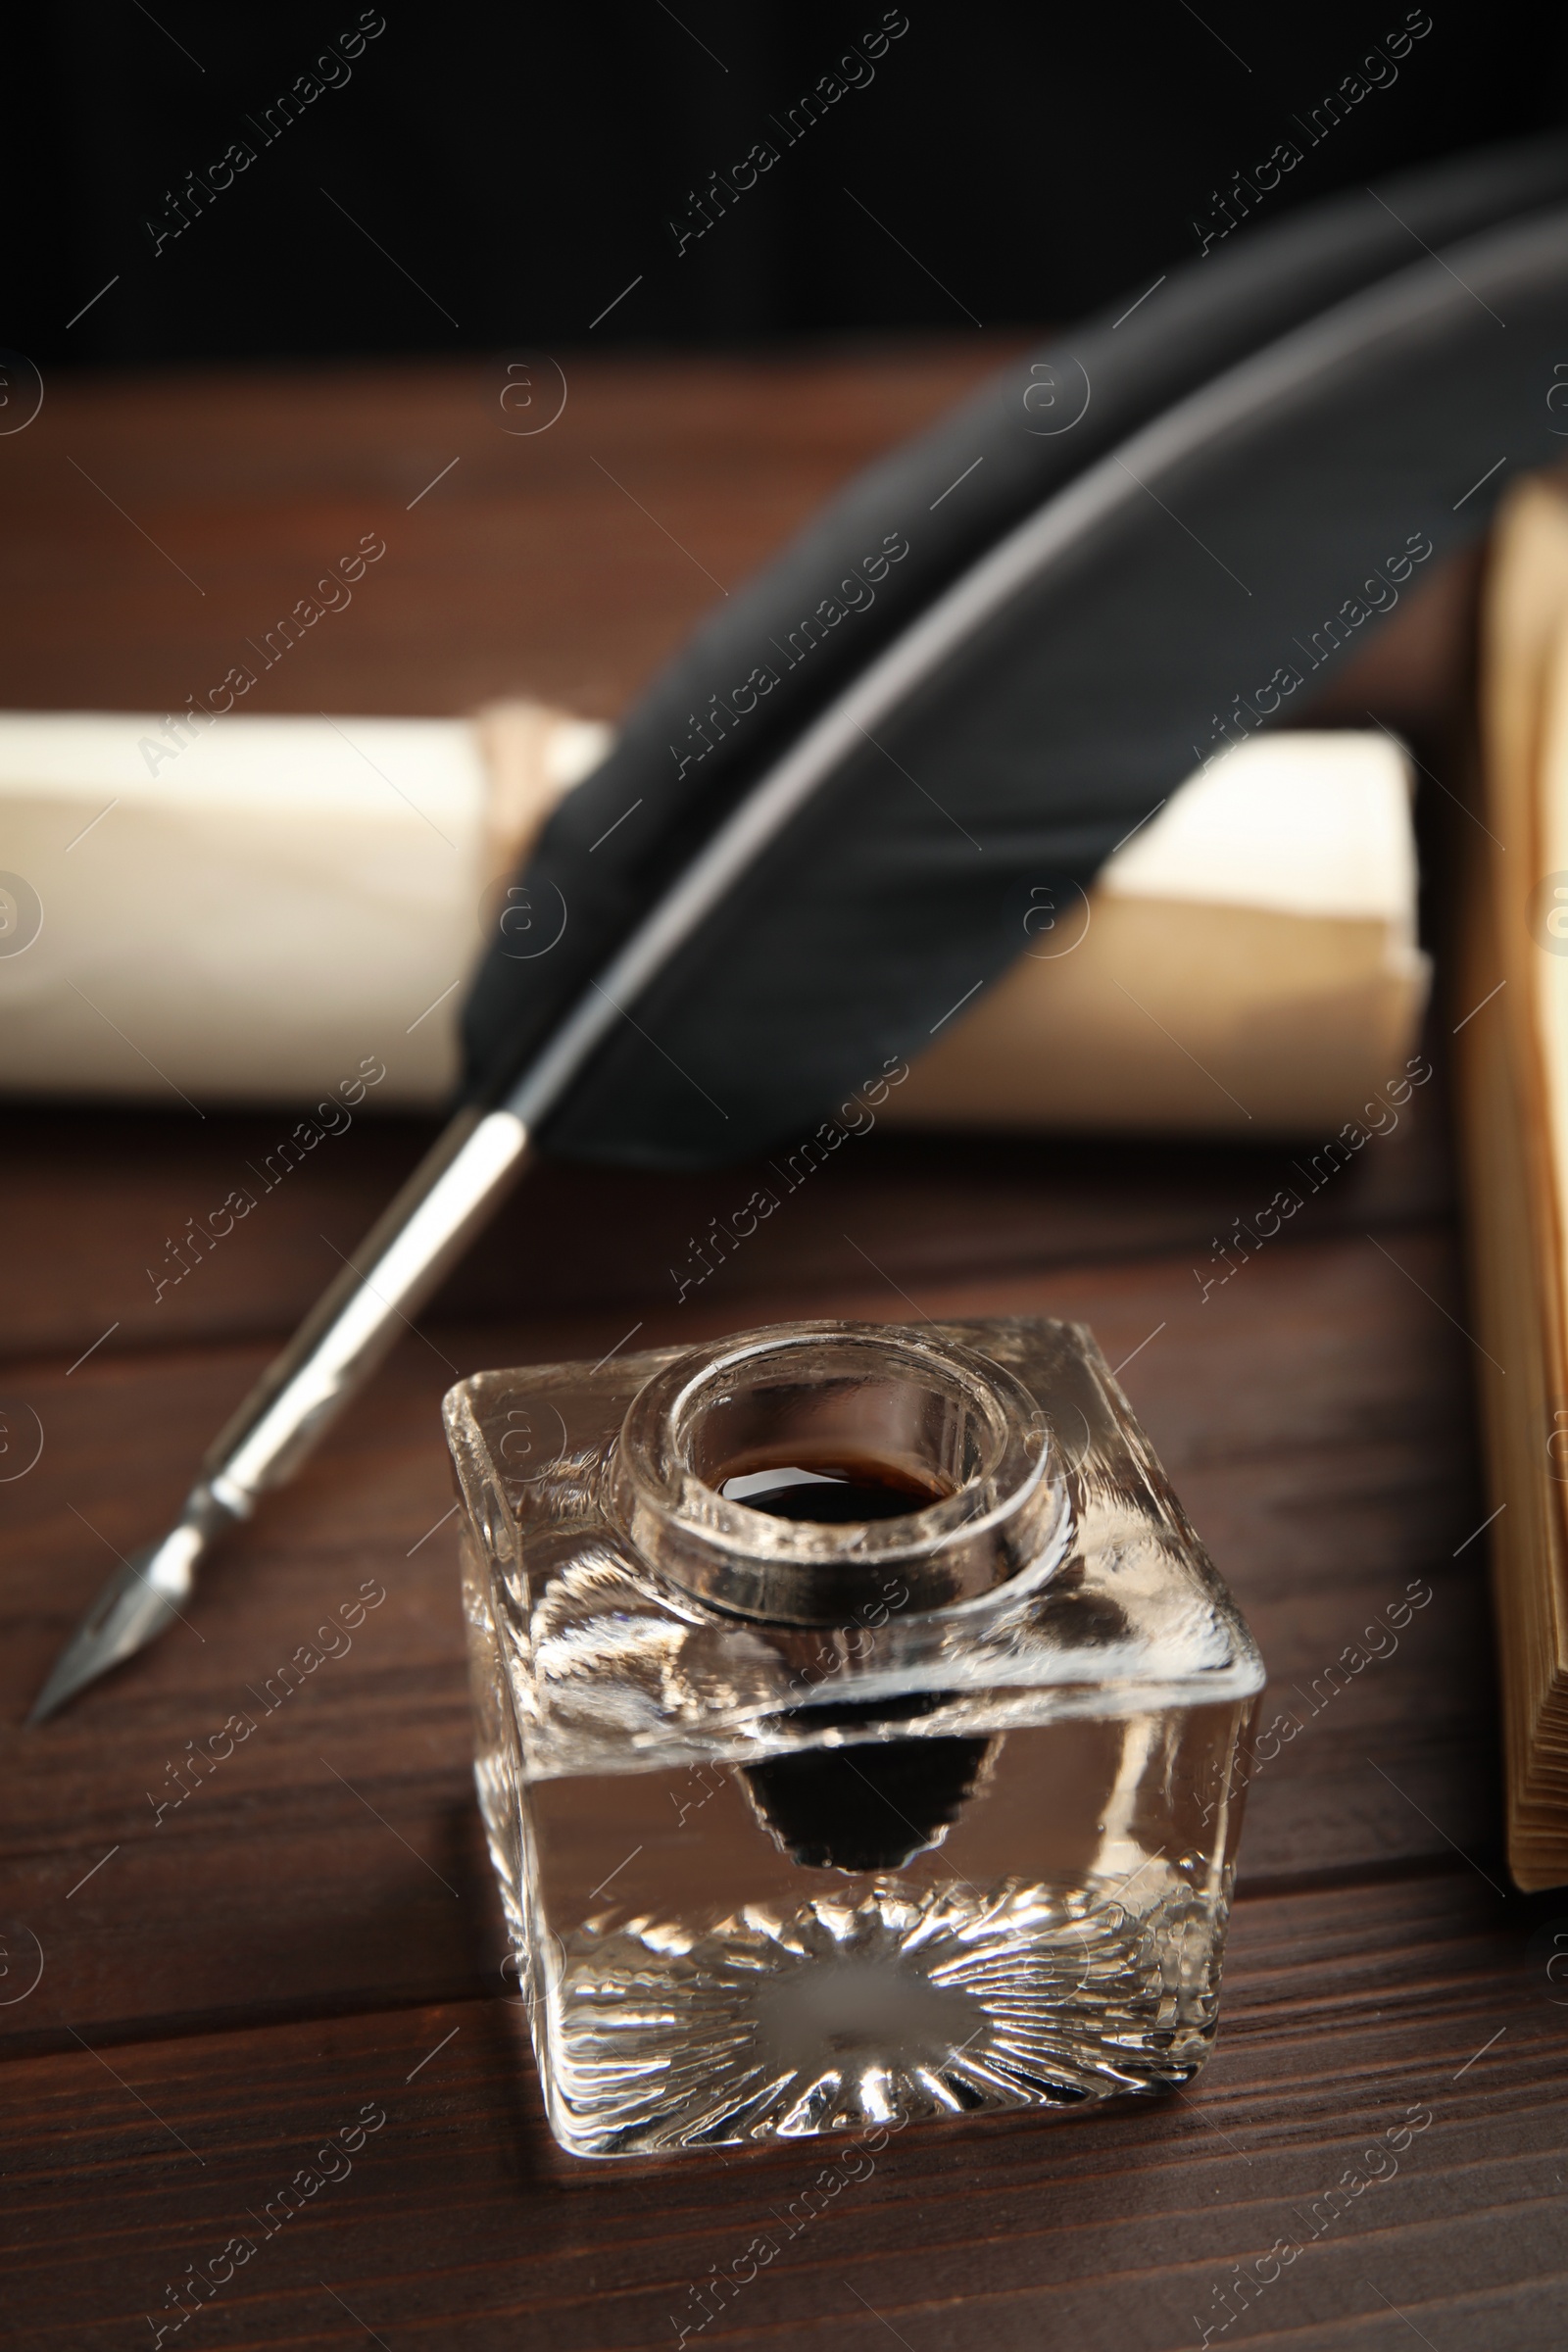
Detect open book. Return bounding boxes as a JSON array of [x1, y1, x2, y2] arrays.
[[1457, 470, 1568, 1889]]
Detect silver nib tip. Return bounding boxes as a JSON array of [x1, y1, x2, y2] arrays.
[[27, 1516, 210, 1724]]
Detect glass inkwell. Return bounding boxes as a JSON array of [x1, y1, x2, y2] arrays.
[[444, 1317, 1263, 2160]]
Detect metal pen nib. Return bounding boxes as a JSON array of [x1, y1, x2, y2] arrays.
[[28, 1492, 238, 1723], [29, 1106, 532, 1721]]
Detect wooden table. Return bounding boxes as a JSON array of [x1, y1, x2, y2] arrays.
[[2, 349, 1562, 2351]]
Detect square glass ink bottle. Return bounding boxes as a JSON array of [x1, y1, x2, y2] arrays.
[[444, 1317, 1263, 2160]]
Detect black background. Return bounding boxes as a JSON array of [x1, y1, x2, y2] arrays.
[[11, 1, 1566, 368]]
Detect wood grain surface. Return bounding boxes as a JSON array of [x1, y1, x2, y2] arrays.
[[0, 348, 1556, 2351]]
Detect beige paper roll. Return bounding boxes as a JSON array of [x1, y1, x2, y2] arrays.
[[885, 731, 1430, 1137], [0, 712, 1425, 1130], [0, 703, 608, 1106]]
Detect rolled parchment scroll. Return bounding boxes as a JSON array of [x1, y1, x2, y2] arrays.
[[0, 710, 1425, 1133]]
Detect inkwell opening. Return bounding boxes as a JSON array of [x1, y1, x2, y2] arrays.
[[612, 1322, 1065, 1873]]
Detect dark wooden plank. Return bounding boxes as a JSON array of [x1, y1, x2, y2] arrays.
[[0, 1225, 1494, 2051], [1, 1871, 1562, 2349], [0, 347, 1023, 722], [0, 1072, 1451, 1364]]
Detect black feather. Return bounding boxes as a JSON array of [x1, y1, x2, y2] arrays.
[[460, 133, 1568, 1167]]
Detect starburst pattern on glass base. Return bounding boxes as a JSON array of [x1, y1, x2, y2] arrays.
[[537, 1875, 1224, 2158]]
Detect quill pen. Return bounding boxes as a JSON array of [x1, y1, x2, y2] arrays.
[[32, 131, 1568, 1719]]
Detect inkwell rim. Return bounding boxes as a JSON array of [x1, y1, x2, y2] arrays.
[[609, 1317, 1069, 1626]]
